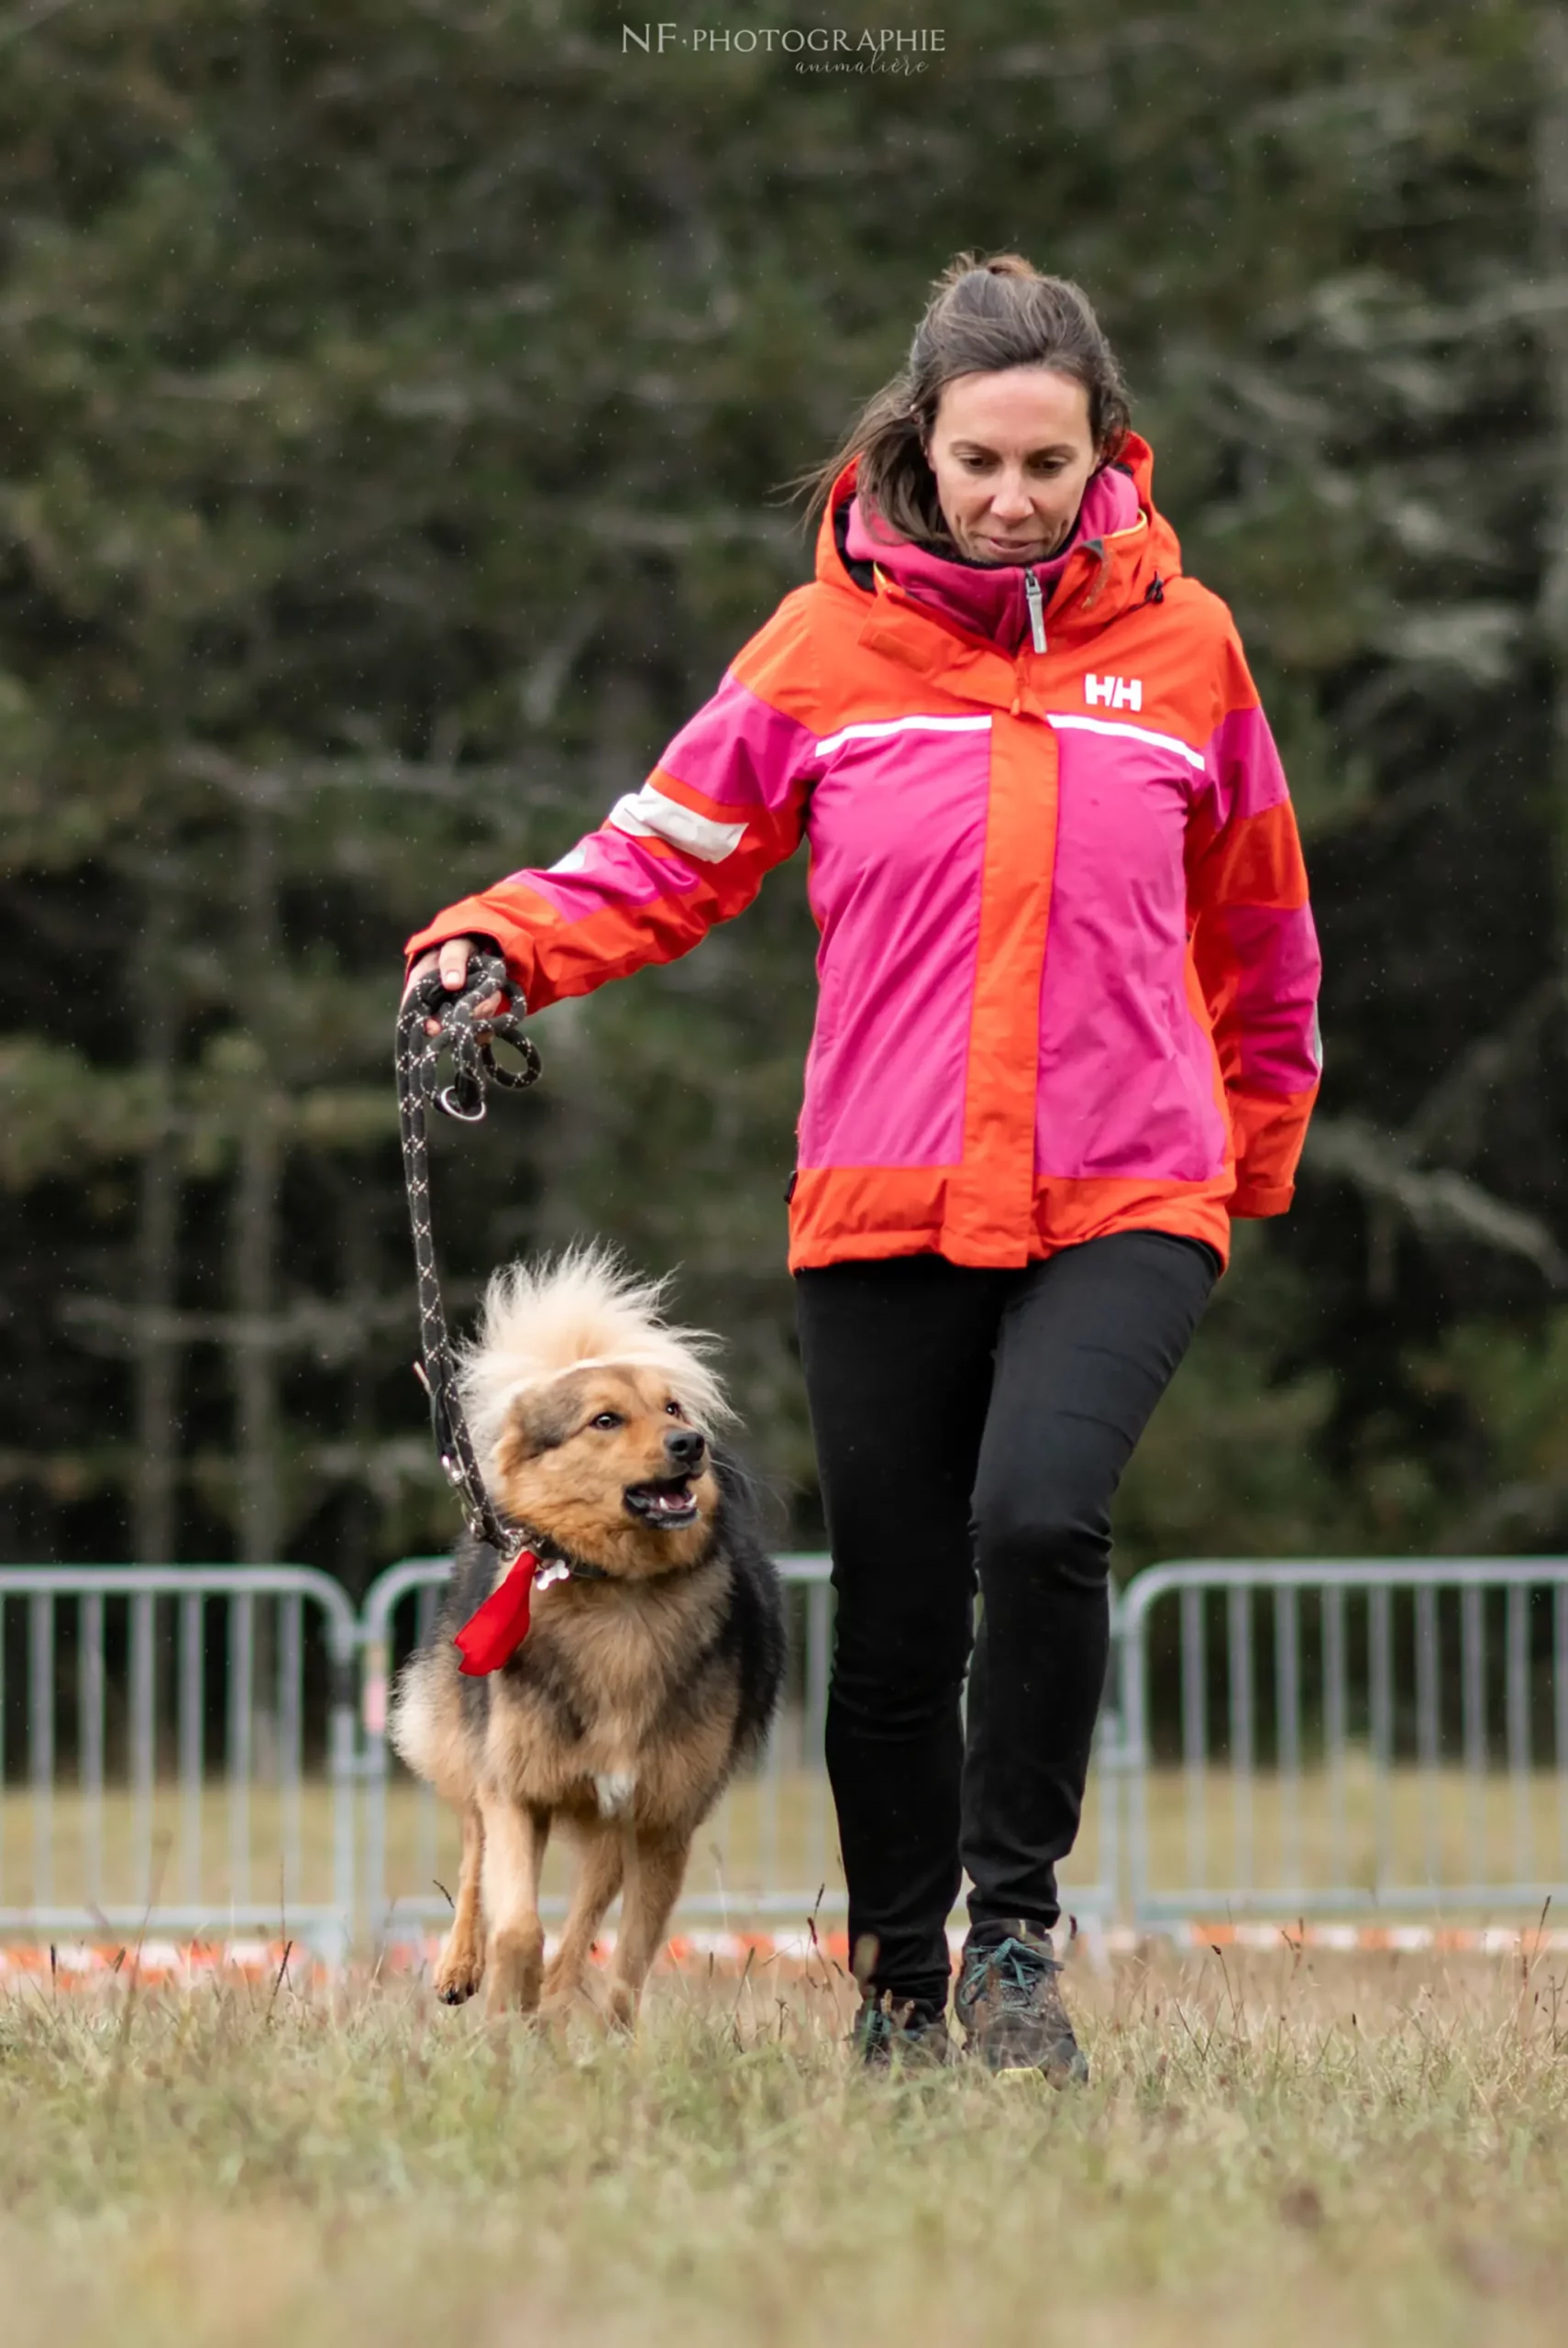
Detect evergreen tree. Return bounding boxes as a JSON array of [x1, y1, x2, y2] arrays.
[[1, 1, 1564, 1577]]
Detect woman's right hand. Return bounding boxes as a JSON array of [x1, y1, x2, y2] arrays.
[[403, 936, 507, 1036]]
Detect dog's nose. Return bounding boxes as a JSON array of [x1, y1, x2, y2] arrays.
[[664, 1426, 705, 1471]]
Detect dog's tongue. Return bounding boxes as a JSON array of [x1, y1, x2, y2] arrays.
[[454, 1549, 539, 1676]]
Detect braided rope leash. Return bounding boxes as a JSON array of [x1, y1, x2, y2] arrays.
[[394, 951, 542, 1564]]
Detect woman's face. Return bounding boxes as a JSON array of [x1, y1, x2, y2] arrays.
[[923, 366, 1099, 565]]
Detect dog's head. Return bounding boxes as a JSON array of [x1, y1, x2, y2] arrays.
[[492, 1363, 722, 1578]]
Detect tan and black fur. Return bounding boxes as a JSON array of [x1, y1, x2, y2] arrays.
[[390, 1254, 785, 2027]]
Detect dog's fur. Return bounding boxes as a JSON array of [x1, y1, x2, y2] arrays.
[[390, 1247, 785, 2027]]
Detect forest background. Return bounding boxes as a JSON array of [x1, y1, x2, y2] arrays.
[[6, 0, 1568, 1596]]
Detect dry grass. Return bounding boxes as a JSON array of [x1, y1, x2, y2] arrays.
[[1, 1945, 1565, 2347]]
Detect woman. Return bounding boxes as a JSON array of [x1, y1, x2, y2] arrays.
[[404, 254, 1322, 2077]]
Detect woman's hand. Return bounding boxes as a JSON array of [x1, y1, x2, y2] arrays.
[[403, 937, 506, 1036]]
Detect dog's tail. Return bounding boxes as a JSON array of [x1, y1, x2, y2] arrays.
[[389, 1651, 476, 1806]]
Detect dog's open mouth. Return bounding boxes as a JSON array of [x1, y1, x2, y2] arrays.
[[623, 1476, 700, 1529]]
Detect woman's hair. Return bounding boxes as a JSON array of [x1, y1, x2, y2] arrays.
[[799, 251, 1131, 548]]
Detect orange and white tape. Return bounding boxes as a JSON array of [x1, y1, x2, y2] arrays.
[[1101, 1920, 1568, 1955], [0, 1939, 306, 1988], [2, 1919, 1564, 1991]]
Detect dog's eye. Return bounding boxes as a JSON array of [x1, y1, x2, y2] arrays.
[[665, 1400, 683, 1419], [590, 1412, 624, 1432]]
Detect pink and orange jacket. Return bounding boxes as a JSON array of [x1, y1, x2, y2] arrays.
[[408, 435, 1322, 1273]]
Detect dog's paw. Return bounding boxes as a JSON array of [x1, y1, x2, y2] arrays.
[[539, 1955, 576, 2005], [483, 1926, 545, 2018], [433, 1945, 485, 2005], [605, 1980, 641, 2033]]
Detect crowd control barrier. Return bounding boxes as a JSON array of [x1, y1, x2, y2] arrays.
[[0, 1567, 358, 1956], [1119, 1559, 1568, 1922], [0, 1557, 1562, 1955]]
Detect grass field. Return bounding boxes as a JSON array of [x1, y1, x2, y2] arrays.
[[2, 1944, 1564, 2347]]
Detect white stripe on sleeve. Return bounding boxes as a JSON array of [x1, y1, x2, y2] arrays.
[[607, 785, 749, 863]]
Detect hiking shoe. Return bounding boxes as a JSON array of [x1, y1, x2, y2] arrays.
[[955, 1923, 1088, 2084], [851, 1990, 952, 2069]]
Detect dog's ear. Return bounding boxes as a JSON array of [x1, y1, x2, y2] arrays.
[[493, 1409, 527, 1486], [493, 1382, 578, 1480]]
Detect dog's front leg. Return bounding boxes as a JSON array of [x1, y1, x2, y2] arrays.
[[606, 1825, 690, 2032], [433, 1799, 487, 2004], [479, 1789, 550, 2018], [539, 1819, 624, 2024]]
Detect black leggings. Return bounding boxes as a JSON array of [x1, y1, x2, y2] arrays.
[[795, 1231, 1218, 2008]]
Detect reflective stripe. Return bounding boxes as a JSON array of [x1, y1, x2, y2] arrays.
[[1047, 711, 1207, 772], [812, 713, 993, 758], [607, 785, 748, 863]]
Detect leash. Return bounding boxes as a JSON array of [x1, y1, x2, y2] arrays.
[[395, 951, 542, 1563], [395, 951, 623, 1674]]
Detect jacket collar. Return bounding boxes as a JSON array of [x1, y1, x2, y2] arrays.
[[815, 432, 1179, 667]]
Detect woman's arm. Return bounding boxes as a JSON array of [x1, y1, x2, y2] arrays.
[[405, 611, 822, 1012], [1185, 633, 1323, 1217]]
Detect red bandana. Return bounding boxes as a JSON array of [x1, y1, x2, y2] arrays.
[[453, 1550, 569, 1675]]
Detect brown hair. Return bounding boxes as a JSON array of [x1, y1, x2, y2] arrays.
[[799, 251, 1132, 550]]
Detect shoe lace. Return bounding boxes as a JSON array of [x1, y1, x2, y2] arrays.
[[973, 1935, 1057, 2012], [857, 1993, 939, 2050]]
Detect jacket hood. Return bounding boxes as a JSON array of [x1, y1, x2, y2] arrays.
[[816, 431, 1180, 656]]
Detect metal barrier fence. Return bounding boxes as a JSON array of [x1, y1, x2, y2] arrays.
[[1119, 1559, 1568, 1922], [2, 1556, 1564, 1952], [0, 1567, 358, 1955]]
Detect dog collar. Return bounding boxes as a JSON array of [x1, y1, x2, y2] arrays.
[[452, 1546, 613, 1677]]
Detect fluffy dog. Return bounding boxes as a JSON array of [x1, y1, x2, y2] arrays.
[[390, 1248, 785, 2026]]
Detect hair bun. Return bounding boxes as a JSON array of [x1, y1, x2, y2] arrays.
[[933, 249, 1041, 294]]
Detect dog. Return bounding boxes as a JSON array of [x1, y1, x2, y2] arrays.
[[390, 1246, 786, 2027]]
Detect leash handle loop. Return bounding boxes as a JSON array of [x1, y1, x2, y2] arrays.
[[396, 950, 543, 1561]]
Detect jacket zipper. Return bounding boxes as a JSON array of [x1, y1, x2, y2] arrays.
[[1023, 567, 1046, 654]]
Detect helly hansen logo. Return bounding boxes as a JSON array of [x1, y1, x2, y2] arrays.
[[1084, 673, 1143, 712]]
